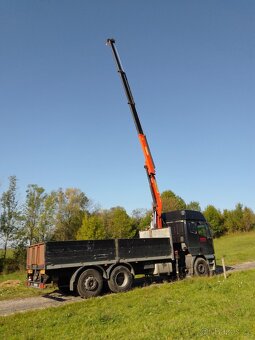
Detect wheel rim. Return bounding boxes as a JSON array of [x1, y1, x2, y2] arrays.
[[115, 272, 128, 287], [197, 263, 206, 275], [84, 275, 98, 291]]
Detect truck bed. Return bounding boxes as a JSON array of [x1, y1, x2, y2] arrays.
[[27, 237, 173, 270]]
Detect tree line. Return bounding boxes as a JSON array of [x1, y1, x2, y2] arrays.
[[0, 176, 255, 271]]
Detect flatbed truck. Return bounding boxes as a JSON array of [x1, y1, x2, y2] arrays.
[[27, 210, 215, 298], [26, 40, 215, 298]]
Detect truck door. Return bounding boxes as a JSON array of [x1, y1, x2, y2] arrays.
[[187, 221, 214, 255], [196, 223, 214, 255]]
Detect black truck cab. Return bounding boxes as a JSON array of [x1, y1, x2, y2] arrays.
[[162, 210, 215, 276]]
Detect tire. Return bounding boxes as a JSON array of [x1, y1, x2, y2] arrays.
[[77, 269, 103, 298], [108, 265, 133, 293], [194, 258, 210, 277]]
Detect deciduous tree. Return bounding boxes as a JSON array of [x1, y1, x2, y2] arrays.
[[161, 190, 186, 212], [203, 205, 224, 237], [242, 207, 255, 232], [22, 184, 46, 245], [106, 207, 135, 239], [76, 213, 106, 240], [131, 209, 152, 232], [53, 188, 89, 240], [0, 176, 20, 258], [186, 201, 201, 212]]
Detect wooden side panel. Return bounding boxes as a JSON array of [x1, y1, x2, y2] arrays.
[[26, 243, 45, 269]]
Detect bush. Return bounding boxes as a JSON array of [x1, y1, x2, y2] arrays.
[[0, 257, 20, 274], [0, 244, 27, 273], [13, 244, 27, 271]]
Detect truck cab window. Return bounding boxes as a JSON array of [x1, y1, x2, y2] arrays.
[[197, 224, 207, 238], [188, 221, 211, 238], [198, 223, 213, 238], [188, 221, 198, 234]]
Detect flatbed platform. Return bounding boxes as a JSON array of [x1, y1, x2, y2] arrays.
[[27, 237, 173, 270]]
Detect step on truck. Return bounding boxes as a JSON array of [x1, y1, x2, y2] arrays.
[[26, 39, 215, 298]]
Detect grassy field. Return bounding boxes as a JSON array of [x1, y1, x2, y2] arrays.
[[214, 231, 255, 266], [0, 269, 255, 339], [0, 271, 25, 283], [0, 272, 54, 301], [0, 247, 55, 300]]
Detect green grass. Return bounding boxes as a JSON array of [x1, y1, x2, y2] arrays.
[[0, 284, 54, 301], [0, 272, 54, 301], [1, 270, 255, 339], [0, 271, 26, 283], [214, 231, 255, 266]]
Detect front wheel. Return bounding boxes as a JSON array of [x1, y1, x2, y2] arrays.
[[77, 269, 103, 298], [194, 258, 210, 277], [108, 265, 133, 293]]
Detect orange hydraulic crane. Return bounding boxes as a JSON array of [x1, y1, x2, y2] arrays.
[[107, 39, 162, 229]]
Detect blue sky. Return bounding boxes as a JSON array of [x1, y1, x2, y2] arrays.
[[1, 0, 254, 213]]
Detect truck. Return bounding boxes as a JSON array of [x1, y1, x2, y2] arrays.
[[26, 39, 215, 298]]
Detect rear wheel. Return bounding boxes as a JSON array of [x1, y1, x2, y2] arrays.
[[77, 269, 103, 298], [194, 258, 209, 277], [108, 265, 133, 293]]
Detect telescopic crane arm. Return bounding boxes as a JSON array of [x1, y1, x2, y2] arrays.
[[107, 38, 162, 229]]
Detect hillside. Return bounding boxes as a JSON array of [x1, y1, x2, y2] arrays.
[[214, 231, 255, 265], [0, 269, 255, 339]]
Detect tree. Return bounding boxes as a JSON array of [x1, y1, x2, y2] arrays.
[[242, 207, 255, 232], [223, 203, 244, 233], [131, 209, 152, 233], [203, 205, 224, 237], [186, 201, 201, 212], [76, 207, 136, 240], [106, 207, 135, 239], [38, 193, 56, 241], [232, 203, 244, 232], [22, 184, 46, 245], [0, 176, 20, 259], [223, 204, 255, 233], [223, 204, 246, 233], [76, 213, 106, 240], [53, 188, 89, 241], [222, 209, 234, 233], [161, 190, 186, 212]]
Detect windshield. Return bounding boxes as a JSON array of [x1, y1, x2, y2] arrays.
[[188, 221, 212, 238]]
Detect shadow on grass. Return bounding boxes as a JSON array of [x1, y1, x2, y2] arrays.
[[40, 275, 176, 302], [216, 265, 234, 274], [42, 289, 80, 302], [41, 269, 232, 301]]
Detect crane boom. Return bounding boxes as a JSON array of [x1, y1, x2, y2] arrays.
[[107, 38, 162, 228]]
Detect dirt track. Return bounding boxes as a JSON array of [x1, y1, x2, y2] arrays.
[[0, 291, 84, 316], [215, 260, 255, 274], [1, 261, 255, 317]]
